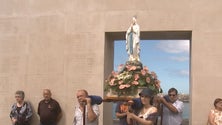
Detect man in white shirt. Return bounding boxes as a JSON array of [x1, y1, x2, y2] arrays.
[[73, 89, 99, 125], [157, 88, 184, 125]]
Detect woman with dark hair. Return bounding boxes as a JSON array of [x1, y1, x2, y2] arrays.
[[126, 88, 158, 125], [10, 90, 33, 125], [208, 98, 222, 125]]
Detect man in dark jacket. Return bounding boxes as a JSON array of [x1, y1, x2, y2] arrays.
[[38, 89, 62, 125]]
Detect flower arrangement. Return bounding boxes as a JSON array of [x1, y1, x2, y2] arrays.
[[104, 61, 162, 97]]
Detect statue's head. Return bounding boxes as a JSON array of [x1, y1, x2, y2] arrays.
[[132, 16, 137, 24]]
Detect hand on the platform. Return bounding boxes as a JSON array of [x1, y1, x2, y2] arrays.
[[126, 112, 135, 119], [85, 97, 92, 105], [127, 100, 134, 106], [155, 96, 164, 103]]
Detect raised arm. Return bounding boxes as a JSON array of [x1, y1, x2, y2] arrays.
[[85, 97, 99, 122]]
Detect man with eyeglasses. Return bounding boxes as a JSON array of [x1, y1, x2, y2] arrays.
[[157, 87, 184, 125]]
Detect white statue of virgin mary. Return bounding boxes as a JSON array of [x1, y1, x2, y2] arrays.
[[126, 16, 140, 62]]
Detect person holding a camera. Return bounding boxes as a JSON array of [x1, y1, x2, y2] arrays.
[[157, 88, 184, 125]]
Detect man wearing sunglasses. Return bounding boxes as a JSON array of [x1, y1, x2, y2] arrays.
[[157, 87, 184, 125]]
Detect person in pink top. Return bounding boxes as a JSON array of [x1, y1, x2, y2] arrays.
[[208, 98, 222, 125]]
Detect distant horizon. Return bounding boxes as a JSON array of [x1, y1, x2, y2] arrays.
[[114, 40, 190, 94]]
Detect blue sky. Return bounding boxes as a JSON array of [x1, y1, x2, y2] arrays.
[[114, 40, 190, 94]]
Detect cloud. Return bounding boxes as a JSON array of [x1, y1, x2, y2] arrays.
[[170, 56, 189, 62], [156, 40, 190, 53], [178, 70, 189, 76], [169, 69, 189, 77]]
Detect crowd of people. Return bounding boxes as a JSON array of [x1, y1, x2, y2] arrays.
[[10, 89, 62, 125], [9, 89, 102, 125], [115, 88, 184, 125], [9, 88, 222, 125]]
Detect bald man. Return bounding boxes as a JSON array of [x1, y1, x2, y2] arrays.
[[38, 89, 62, 125], [73, 89, 100, 125]]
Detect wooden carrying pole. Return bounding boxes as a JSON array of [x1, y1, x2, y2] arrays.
[[83, 104, 86, 125], [102, 96, 134, 102]]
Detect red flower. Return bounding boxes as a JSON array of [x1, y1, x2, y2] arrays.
[[134, 74, 140, 81], [119, 85, 125, 89], [118, 80, 123, 85], [126, 65, 137, 71], [151, 71, 157, 79], [132, 81, 139, 85], [112, 71, 118, 77], [119, 84, 131, 89], [141, 70, 146, 76], [143, 66, 149, 73], [155, 80, 161, 89], [109, 78, 116, 86], [118, 64, 124, 72], [146, 77, 151, 83]]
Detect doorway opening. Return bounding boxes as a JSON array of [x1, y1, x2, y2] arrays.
[[104, 31, 191, 125]]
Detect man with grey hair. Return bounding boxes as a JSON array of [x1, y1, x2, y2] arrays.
[[73, 89, 100, 125], [10, 90, 33, 125]]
